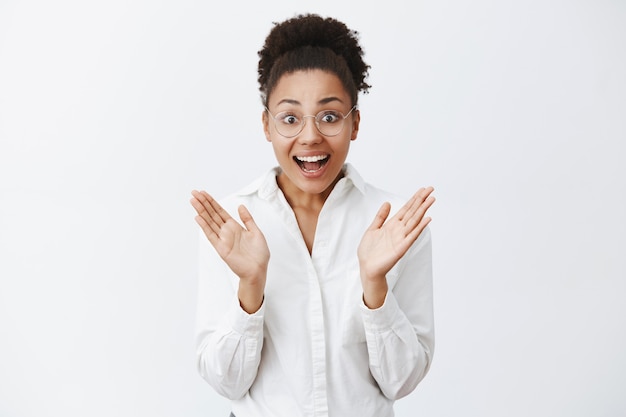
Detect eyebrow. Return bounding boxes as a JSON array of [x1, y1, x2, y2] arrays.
[[276, 96, 345, 107]]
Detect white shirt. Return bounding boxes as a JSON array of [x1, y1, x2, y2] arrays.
[[195, 164, 434, 417]]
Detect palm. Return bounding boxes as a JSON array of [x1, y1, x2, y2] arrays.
[[191, 190, 270, 282], [211, 216, 270, 280], [358, 218, 412, 278], [358, 187, 435, 280]]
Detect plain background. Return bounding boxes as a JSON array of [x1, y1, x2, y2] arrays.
[[1, 0, 625, 416]]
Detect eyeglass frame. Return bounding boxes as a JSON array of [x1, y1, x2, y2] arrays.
[[264, 105, 357, 138]]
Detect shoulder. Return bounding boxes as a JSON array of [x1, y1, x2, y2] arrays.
[[362, 182, 406, 207], [217, 167, 280, 214], [344, 164, 408, 214]]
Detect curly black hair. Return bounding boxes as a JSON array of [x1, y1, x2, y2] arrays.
[[257, 14, 371, 106]]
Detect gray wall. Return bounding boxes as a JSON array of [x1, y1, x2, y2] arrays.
[[1, 1, 624, 416]]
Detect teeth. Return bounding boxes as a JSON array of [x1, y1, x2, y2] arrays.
[[296, 155, 328, 162]]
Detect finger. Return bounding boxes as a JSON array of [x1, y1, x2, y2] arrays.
[[401, 187, 434, 225], [238, 205, 261, 233], [190, 195, 214, 230], [367, 202, 391, 231], [394, 188, 423, 222], [190, 190, 215, 219], [190, 192, 213, 219], [197, 190, 233, 227], [190, 193, 225, 244], [404, 196, 436, 233], [190, 192, 222, 239], [405, 215, 433, 244], [191, 190, 230, 237], [193, 210, 223, 247], [198, 191, 232, 224]]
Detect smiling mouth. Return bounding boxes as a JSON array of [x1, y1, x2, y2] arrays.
[[294, 155, 329, 172]]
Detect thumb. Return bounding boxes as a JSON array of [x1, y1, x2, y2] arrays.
[[238, 205, 260, 232], [368, 202, 391, 231]]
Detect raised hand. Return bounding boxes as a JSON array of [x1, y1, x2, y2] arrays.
[[190, 190, 270, 312], [357, 187, 435, 308]]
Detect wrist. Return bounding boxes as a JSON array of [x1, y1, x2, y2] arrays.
[[361, 277, 388, 309], [238, 276, 266, 314]]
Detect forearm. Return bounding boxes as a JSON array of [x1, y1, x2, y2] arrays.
[[362, 228, 435, 399], [361, 292, 433, 400], [195, 231, 265, 399], [196, 297, 265, 399]]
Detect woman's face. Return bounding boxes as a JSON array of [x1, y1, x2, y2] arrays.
[[263, 69, 360, 199]]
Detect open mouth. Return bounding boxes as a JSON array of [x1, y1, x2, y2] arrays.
[[294, 154, 329, 173]]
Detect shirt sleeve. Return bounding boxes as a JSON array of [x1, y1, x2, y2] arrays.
[[359, 226, 435, 400], [194, 231, 265, 400]]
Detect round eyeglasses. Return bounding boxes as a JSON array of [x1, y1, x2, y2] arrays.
[[265, 106, 357, 138]]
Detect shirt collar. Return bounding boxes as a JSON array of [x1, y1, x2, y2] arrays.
[[342, 163, 366, 194]]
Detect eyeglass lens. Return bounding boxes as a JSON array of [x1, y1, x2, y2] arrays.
[[270, 108, 354, 138]]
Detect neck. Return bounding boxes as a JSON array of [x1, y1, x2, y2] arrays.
[[276, 172, 343, 211]]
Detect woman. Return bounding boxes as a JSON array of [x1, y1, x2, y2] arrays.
[[190, 13, 435, 417]]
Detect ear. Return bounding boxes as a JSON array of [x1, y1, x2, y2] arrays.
[[350, 109, 360, 141], [262, 110, 271, 142]]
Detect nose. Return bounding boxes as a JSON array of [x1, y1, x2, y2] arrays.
[[297, 115, 323, 145]]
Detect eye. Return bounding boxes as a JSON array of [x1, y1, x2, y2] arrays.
[[276, 112, 300, 125], [318, 111, 341, 123]]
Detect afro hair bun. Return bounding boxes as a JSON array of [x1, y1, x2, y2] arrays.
[[257, 14, 370, 96]]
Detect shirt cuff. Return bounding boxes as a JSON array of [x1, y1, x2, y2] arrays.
[[227, 293, 265, 336], [359, 291, 403, 333]]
